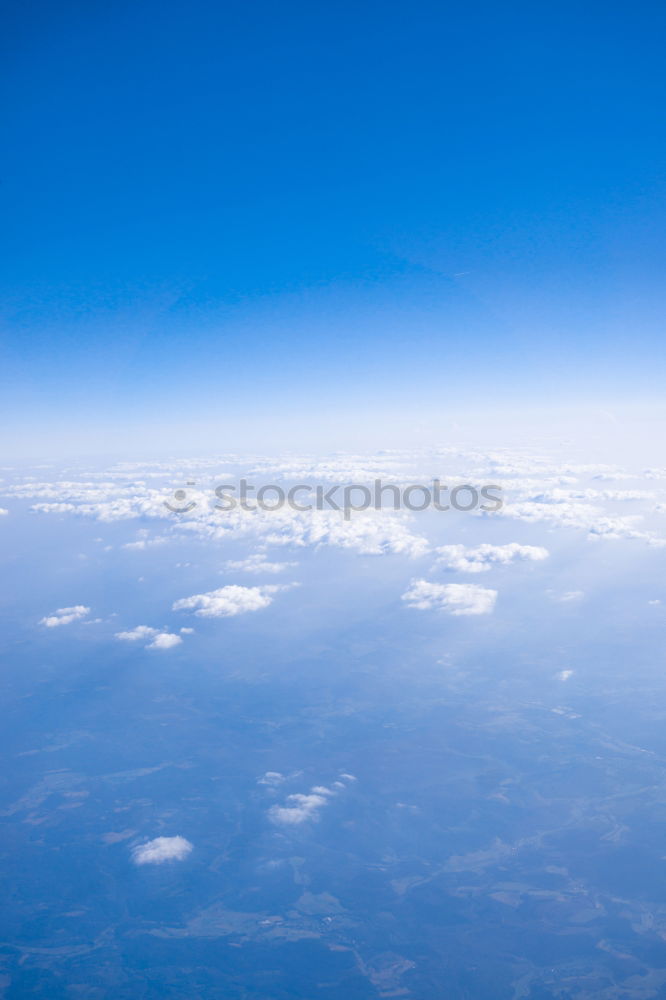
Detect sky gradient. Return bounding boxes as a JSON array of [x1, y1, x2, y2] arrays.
[[3, 0, 666, 456]]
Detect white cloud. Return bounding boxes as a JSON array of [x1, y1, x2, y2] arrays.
[[558, 669, 574, 681], [115, 625, 183, 649], [173, 584, 292, 618], [15, 449, 666, 559], [40, 605, 90, 628], [500, 493, 666, 547], [258, 771, 286, 786], [132, 836, 193, 865], [31, 502, 78, 514], [0, 508, 8, 516], [224, 552, 297, 574], [147, 632, 182, 650], [16, 468, 431, 557], [269, 791, 332, 825], [402, 580, 497, 615], [122, 534, 169, 550], [115, 625, 156, 641], [434, 542, 548, 573], [182, 505, 430, 558], [267, 774, 356, 826]]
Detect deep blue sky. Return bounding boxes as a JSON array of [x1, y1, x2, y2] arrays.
[[2, 0, 666, 454]]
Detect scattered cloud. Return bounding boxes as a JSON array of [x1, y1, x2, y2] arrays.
[[173, 583, 293, 618], [558, 669, 574, 681], [115, 625, 183, 649], [402, 580, 497, 615], [269, 790, 333, 825], [267, 774, 356, 826], [122, 533, 169, 550], [224, 552, 297, 574], [132, 836, 193, 865], [258, 771, 286, 786], [115, 625, 156, 641], [434, 542, 548, 573], [147, 632, 182, 650], [40, 605, 90, 628]]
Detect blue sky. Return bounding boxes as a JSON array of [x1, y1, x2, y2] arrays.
[[3, 0, 666, 455]]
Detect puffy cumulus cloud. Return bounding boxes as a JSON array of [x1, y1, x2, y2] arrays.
[[558, 669, 574, 681], [435, 542, 548, 573], [182, 506, 429, 558], [0, 508, 8, 516], [31, 502, 78, 514], [267, 774, 356, 827], [402, 580, 497, 616], [40, 605, 90, 628], [295, 510, 429, 557], [8, 479, 174, 522], [115, 625, 156, 641], [115, 625, 183, 649], [147, 632, 183, 650], [494, 478, 666, 546], [173, 583, 293, 618], [132, 835, 193, 865], [502, 499, 666, 546]]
